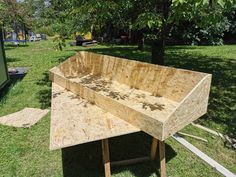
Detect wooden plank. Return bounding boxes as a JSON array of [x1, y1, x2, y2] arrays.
[[0, 108, 49, 128], [173, 134, 236, 177], [150, 138, 158, 160], [178, 132, 208, 142], [49, 51, 211, 141], [102, 139, 111, 177], [50, 67, 166, 140], [163, 74, 212, 140], [191, 123, 224, 138], [57, 51, 207, 102], [111, 156, 150, 166], [50, 83, 139, 150], [159, 141, 166, 177]]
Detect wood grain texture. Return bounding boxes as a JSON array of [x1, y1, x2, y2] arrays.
[[111, 156, 150, 166], [163, 75, 212, 140], [102, 139, 111, 177], [150, 138, 158, 160], [50, 83, 139, 150], [159, 141, 166, 177], [49, 51, 211, 141]]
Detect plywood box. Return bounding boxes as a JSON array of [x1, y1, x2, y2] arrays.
[[50, 83, 139, 150], [49, 51, 211, 140]]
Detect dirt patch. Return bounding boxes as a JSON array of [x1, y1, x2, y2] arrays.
[[80, 75, 112, 93], [136, 93, 146, 99], [151, 93, 162, 97], [107, 91, 128, 100], [142, 102, 165, 111]]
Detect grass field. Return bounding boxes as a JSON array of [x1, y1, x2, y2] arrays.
[[0, 40, 235, 177]]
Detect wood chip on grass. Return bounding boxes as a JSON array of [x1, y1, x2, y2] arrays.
[[0, 108, 49, 128]]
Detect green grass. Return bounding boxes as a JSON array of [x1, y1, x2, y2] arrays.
[[0, 41, 235, 177]]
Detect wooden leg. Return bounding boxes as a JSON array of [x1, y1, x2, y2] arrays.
[[150, 138, 158, 160], [159, 141, 166, 177], [102, 139, 111, 177]]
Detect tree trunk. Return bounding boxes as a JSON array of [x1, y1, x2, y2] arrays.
[[151, 0, 172, 65], [151, 39, 165, 65], [137, 35, 144, 50]]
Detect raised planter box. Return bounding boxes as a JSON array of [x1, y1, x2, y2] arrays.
[[49, 51, 211, 140]]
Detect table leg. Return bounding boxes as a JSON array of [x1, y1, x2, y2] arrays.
[[159, 141, 166, 177], [102, 139, 111, 177], [150, 138, 158, 160]]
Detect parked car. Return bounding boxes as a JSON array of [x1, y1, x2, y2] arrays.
[[29, 32, 40, 42], [36, 34, 42, 40]]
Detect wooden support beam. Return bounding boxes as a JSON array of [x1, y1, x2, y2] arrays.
[[150, 138, 158, 160], [111, 156, 150, 166], [191, 123, 224, 138], [159, 141, 166, 177], [102, 139, 111, 177], [178, 132, 208, 142]]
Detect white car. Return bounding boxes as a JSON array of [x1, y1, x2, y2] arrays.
[[30, 34, 41, 41], [36, 34, 41, 40]]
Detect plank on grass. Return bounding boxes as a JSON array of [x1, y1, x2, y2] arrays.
[[173, 134, 236, 177], [0, 108, 49, 128]]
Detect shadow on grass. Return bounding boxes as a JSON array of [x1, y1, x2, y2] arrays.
[[6, 57, 21, 63], [0, 78, 22, 102], [89, 46, 151, 63], [85, 45, 235, 137], [4, 43, 29, 50], [36, 72, 51, 109], [62, 132, 176, 177], [165, 48, 236, 137]]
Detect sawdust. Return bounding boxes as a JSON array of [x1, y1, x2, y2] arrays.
[[71, 74, 178, 118], [142, 102, 165, 111]]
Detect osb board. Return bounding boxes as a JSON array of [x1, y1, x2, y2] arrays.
[[57, 51, 207, 102], [0, 108, 49, 128], [50, 83, 139, 150], [163, 75, 212, 139], [50, 67, 164, 139], [49, 51, 212, 140]]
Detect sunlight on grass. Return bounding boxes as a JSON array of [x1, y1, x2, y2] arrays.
[[0, 40, 235, 177]]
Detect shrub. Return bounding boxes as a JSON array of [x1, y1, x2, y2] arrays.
[[35, 26, 55, 36]]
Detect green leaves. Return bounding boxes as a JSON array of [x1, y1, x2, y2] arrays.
[[53, 35, 66, 51], [218, 0, 226, 7], [172, 0, 188, 6], [134, 12, 162, 29]]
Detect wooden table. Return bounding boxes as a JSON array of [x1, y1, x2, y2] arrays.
[[50, 83, 167, 177]]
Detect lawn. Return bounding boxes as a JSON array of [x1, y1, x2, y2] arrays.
[[0, 40, 235, 177]]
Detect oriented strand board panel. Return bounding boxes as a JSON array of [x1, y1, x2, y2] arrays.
[[0, 108, 49, 128], [49, 51, 212, 141], [50, 83, 139, 150]]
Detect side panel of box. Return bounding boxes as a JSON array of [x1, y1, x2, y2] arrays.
[[58, 52, 207, 102], [163, 74, 212, 140]]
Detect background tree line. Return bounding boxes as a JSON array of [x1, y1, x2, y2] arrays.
[[0, 0, 235, 64]]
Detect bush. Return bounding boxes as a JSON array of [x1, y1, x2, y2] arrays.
[[35, 26, 55, 36], [171, 17, 230, 45], [53, 35, 66, 51], [51, 22, 73, 38]]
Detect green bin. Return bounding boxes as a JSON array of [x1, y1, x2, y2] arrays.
[[0, 29, 9, 89]]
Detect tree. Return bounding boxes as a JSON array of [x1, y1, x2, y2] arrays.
[[68, 0, 234, 65], [0, 0, 34, 37], [2, 0, 234, 64], [133, 0, 235, 64]]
